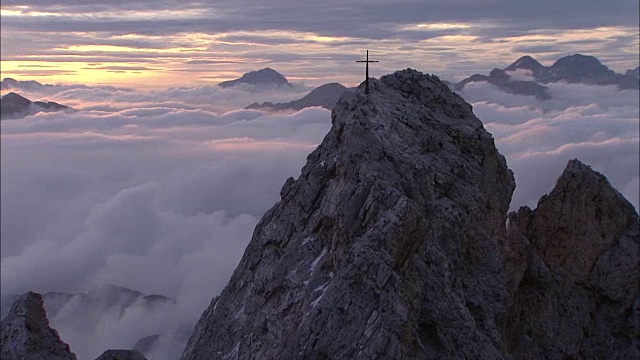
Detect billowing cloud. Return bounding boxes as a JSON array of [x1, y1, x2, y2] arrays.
[[459, 81, 639, 210], [0, 84, 332, 358], [1, 77, 638, 358]]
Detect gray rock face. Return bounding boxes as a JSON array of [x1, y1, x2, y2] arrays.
[[0, 292, 76, 360], [181, 68, 515, 359], [94, 349, 147, 360], [504, 159, 639, 359]]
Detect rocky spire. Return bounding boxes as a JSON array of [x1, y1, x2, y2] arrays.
[[181, 69, 516, 359], [0, 291, 77, 360], [504, 159, 639, 358]]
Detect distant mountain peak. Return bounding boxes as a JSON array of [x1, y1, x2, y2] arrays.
[[550, 54, 613, 77], [625, 67, 639, 77], [456, 53, 639, 97], [1, 77, 49, 92], [1, 91, 71, 120], [218, 68, 291, 88], [246, 82, 348, 111], [505, 55, 545, 72]]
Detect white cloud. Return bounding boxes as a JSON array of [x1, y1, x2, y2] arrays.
[[1, 78, 638, 358], [1, 85, 332, 358], [460, 81, 639, 211]]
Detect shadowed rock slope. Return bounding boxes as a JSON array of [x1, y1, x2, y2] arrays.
[[181, 69, 516, 359], [0, 292, 76, 360], [504, 159, 639, 359]]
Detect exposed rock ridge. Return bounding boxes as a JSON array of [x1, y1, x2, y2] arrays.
[[0, 291, 76, 360], [504, 159, 639, 359], [181, 68, 515, 359]]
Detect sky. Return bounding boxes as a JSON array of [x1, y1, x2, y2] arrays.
[[0, 1, 638, 358], [1, 0, 639, 88]]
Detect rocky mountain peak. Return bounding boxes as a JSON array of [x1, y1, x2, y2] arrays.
[[550, 54, 614, 77], [181, 68, 515, 359], [504, 159, 639, 358], [505, 55, 545, 73], [2, 92, 31, 107], [0, 292, 77, 360]]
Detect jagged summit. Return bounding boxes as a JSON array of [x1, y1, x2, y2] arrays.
[[218, 68, 290, 88], [0, 292, 77, 360], [181, 69, 515, 359], [504, 159, 639, 358]]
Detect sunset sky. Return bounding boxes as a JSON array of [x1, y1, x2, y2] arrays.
[[1, 0, 638, 89]]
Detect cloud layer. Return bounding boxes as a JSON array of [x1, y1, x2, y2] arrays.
[[1, 79, 638, 358], [461, 81, 639, 210]]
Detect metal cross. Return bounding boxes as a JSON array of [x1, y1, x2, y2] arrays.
[[356, 50, 379, 94]]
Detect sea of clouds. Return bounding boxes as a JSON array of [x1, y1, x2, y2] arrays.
[[1, 77, 638, 359]]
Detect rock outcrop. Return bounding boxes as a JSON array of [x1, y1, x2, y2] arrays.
[[504, 159, 639, 359], [94, 349, 147, 360], [181, 69, 516, 359], [0, 292, 76, 360]]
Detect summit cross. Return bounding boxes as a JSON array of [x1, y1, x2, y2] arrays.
[[356, 50, 379, 94]]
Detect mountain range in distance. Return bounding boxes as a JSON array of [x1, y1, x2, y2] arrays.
[[1, 53, 638, 119], [224, 53, 639, 110], [455, 54, 639, 99]]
